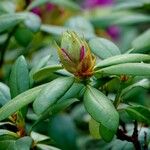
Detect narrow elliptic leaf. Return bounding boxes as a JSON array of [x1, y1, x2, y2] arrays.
[[0, 83, 48, 121], [0, 129, 18, 138], [0, 82, 11, 106], [36, 144, 61, 150], [84, 86, 119, 141], [95, 54, 150, 69], [9, 55, 29, 98], [125, 105, 150, 125], [33, 65, 63, 82], [95, 63, 150, 77], [132, 29, 150, 53], [27, 0, 80, 11], [89, 37, 120, 59], [30, 98, 78, 131], [121, 79, 150, 97], [33, 77, 74, 114]]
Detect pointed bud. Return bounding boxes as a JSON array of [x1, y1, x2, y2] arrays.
[[57, 31, 95, 78]]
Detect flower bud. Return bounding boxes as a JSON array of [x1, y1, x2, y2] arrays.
[[56, 31, 95, 78]]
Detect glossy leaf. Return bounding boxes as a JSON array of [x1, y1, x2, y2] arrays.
[[95, 54, 150, 69], [33, 77, 74, 114], [33, 65, 62, 82], [84, 86, 119, 141], [0, 83, 48, 121], [132, 29, 150, 53], [95, 63, 150, 77], [9, 55, 29, 98], [89, 37, 120, 59], [125, 105, 150, 125]]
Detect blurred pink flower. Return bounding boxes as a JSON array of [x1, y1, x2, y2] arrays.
[[83, 0, 114, 8], [107, 26, 120, 40]]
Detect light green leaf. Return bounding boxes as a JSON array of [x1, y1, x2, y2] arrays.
[[27, 0, 80, 11], [89, 37, 120, 59], [84, 86, 119, 141], [89, 118, 100, 139], [36, 144, 61, 150], [95, 63, 150, 77], [132, 29, 150, 53], [9, 55, 29, 98], [33, 65, 63, 82], [33, 77, 74, 114], [95, 54, 150, 69]]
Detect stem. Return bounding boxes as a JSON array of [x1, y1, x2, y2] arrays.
[[0, 27, 17, 68], [117, 121, 141, 150]]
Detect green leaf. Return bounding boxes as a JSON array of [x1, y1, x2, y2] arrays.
[[48, 114, 77, 150], [0, 129, 18, 138], [0, 83, 48, 121], [132, 29, 150, 53], [30, 132, 50, 143], [0, 82, 11, 106], [33, 65, 63, 82], [0, 136, 32, 150], [95, 63, 150, 77], [125, 105, 150, 125], [89, 118, 100, 139], [95, 54, 150, 69], [41, 24, 95, 39], [89, 37, 120, 59], [84, 86, 119, 141], [113, 14, 150, 25], [99, 124, 115, 142], [36, 144, 61, 150], [0, 12, 41, 33], [29, 55, 50, 86], [27, 0, 80, 11], [121, 79, 150, 97], [33, 77, 74, 114], [9, 55, 29, 98]]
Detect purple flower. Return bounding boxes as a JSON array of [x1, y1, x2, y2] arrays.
[[106, 26, 120, 40]]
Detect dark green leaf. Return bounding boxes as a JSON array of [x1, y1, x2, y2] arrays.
[[125, 105, 150, 125], [84, 86, 119, 141], [9, 55, 29, 98]]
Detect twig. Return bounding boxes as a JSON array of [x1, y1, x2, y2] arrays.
[[117, 121, 141, 150]]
